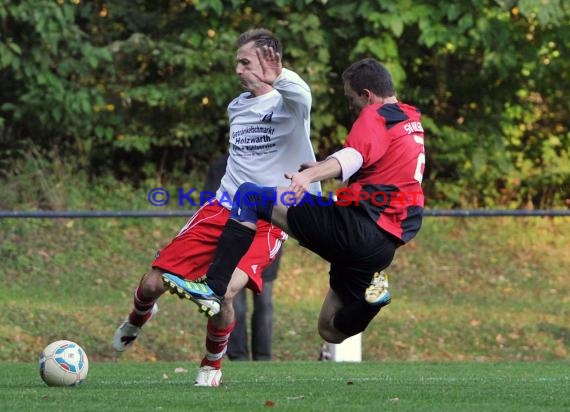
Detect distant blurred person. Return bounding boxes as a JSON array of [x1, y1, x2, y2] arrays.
[[204, 153, 280, 361]]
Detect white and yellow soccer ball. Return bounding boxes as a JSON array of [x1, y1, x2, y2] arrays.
[[39, 340, 89, 387]]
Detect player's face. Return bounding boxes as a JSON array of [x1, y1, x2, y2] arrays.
[[343, 81, 368, 114], [235, 42, 264, 93]]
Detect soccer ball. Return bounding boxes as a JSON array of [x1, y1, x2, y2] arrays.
[[39, 340, 89, 387]]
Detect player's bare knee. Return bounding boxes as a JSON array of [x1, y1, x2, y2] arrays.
[[319, 329, 345, 344], [220, 295, 234, 310], [212, 301, 234, 327], [140, 270, 167, 297], [318, 323, 346, 344]]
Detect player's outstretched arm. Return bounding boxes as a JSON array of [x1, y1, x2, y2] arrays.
[[258, 46, 311, 115]]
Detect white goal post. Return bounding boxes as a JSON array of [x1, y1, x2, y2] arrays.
[[329, 333, 362, 362]]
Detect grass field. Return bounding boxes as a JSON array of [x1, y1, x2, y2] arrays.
[[1, 214, 568, 363], [1, 361, 568, 411]]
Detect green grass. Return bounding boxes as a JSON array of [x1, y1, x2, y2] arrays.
[[1, 208, 569, 363], [1, 361, 568, 411]]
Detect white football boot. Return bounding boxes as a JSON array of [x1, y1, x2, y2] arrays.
[[364, 271, 392, 306], [112, 304, 158, 352], [194, 366, 223, 387]]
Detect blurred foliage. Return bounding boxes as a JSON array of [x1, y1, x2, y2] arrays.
[[1, 0, 569, 207]]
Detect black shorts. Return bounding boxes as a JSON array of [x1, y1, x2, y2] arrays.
[[286, 194, 398, 306]]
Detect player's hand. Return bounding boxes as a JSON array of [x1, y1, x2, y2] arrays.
[[255, 46, 282, 85], [285, 171, 311, 203]]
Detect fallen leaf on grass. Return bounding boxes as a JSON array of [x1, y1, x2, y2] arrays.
[[174, 367, 188, 373], [264, 400, 275, 407]]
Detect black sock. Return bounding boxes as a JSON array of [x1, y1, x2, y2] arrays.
[[206, 219, 256, 296]]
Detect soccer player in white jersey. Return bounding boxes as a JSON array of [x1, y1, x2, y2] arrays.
[[113, 28, 320, 386]]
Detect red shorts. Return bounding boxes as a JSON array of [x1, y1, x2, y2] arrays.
[[152, 200, 286, 293]]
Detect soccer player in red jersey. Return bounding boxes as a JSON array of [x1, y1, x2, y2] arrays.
[[164, 58, 425, 344]]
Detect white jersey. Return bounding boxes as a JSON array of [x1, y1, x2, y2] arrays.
[[217, 67, 321, 206]]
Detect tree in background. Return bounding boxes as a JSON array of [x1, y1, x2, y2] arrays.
[[1, 0, 568, 207]]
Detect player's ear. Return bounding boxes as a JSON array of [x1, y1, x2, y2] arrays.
[[360, 89, 374, 104]]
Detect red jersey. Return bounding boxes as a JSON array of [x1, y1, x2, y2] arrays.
[[337, 102, 425, 243]]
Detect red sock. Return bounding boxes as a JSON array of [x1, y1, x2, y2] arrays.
[[200, 319, 236, 369], [127, 287, 156, 327]]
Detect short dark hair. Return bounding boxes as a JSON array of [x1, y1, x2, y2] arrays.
[[342, 58, 395, 97], [237, 28, 282, 56]]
